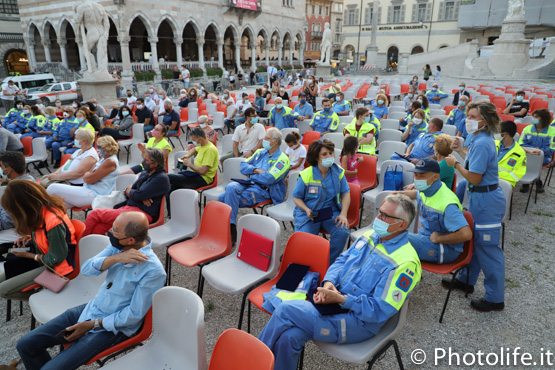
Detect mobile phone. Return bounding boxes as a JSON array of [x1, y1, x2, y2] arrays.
[[8, 247, 30, 253], [310, 211, 319, 219], [394, 152, 411, 162], [55, 329, 73, 339]]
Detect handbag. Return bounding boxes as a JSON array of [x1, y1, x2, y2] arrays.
[[383, 165, 404, 191], [92, 190, 126, 210], [33, 261, 69, 293]]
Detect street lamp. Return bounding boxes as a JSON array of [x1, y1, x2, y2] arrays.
[[426, 0, 436, 52]]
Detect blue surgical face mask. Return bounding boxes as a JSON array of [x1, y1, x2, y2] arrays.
[[251, 117, 259, 124], [192, 140, 200, 147], [414, 176, 434, 191], [432, 88, 438, 92], [378, 100, 384, 105], [321, 157, 334, 168], [408, 93, 413, 98], [77, 117, 84, 123], [276, 104, 283, 109], [122, 110, 129, 117], [145, 97, 150, 101], [532, 118, 539, 125], [74, 139, 82, 148], [337, 97, 342, 102], [262, 139, 272, 150], [373, 217, 393, 237], [363, 116, 370, 123], [98, 149, 106, 157], [323, 107, 331, 113], [458, 100, 466, 107], [516, 95, 524, 102], [300, 99, 306, 104], [0, 167, 9, 179], [223, 94, 228, 98]]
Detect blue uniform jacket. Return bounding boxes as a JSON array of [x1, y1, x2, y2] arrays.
[[426, 90, 449, 104], [447, 108, 466, 127], [127, 168, 170, 219], [293, 102, 314, 119], [55, 117, 79, 140], [409, 131, 443, 159], [15, 113, 32, 131], [3, 108, 22, 126], [269, 107, 299, 130], [323, 231, 421, 335], [240, 148, 289, 204]]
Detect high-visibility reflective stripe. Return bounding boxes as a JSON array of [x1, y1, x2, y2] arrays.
[[475, 223, 502, 229]]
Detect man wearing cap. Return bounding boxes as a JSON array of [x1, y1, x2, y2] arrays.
[[426, 83, 449, 105], [293, 92, 314, 120], [395, 158, 472, 264], [391, 117, 444, 163], [225, 93, 252, 131]]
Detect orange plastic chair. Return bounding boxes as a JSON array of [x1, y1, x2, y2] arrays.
[[66, 308, 153, 367], [209, 328, 274, 370], [166, 201, 232, 294], [421, 211, 474, 323], [418, 82, 427, 92], [516, 123, 530, 135], [443, 105, 456, 115], [301, 130, 320, 146], [21, 136, 33, 157], [289, 101, 299, 109], [530, 99, 548, 114], [500, 114, 514, 122], [292, 89, 300, 97], [70, 206, 92, 218], [400, 84, 409, 95], [60, 153, 72, 167], [148, 196, 166, 229], [247, 232, 329, 327], [492, 97, 507, 111], [357, 154, 377, 227], [180, 107, 189, 123]]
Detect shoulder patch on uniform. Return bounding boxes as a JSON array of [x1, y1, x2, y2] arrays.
[[395, 272, 413, 293], [507, 158, 517, 167], [392, 290, 403, 302], [271, 160, 285, 174]]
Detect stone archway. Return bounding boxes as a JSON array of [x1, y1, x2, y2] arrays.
[[1, 45, 29, 76]]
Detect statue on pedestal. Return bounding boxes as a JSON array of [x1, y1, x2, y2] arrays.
[[74, 0, 110, 78], [318, 23, 332, 66], [507, 0, 525, 19]]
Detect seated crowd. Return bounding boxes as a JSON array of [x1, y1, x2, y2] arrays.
[[0, 74, 553, 370]]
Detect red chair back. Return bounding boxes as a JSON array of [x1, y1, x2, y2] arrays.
[[289, 101, 299, 109], [516, 123, 530, 135], [148, 196, 166, 229], [302, 131, 320, 146], [292, 89, 300, 97], [180, 108, 189, 122], [199, 110, 209, 118], [530, 99, 548, 114], [60, 153, 72, 167], [443, 105, 457, 115], [209, 329, 274, 370], [21, 136, 33, 157], [500, 114, 514, 122], [400, 84, 409, 95], [418, 82, 427, 92], [347, 183, 361, 228], [492, 97, 507, 111], [357, 154, 377, 192], [198, 103, 207, 112]]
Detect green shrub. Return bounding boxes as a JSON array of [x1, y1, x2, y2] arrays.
[[206, 68, 223, 77], [134, 71, 156, 82], [190, 68, 204, 78], [257, 65, 268, 73], [161, 69, 174, 80]]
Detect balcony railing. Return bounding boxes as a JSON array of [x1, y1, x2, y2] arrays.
[[312, 32, 323, 39]]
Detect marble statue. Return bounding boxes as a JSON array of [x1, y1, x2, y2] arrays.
[[318, 22, 332, 66], [74, 0, 110, 77], [507, 0, 525, 19]]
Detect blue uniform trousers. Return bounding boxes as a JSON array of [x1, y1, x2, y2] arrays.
[[295, 210, 349, 264], [16, 304, 128, 370], [6, 123, 24, 134], [218, 182, 271, 224], [258, 300, 374, 370], [458, 187, 506, 303], [408, 233, 461, 264], [49, 139, 72, 161], [21, 132, 49, 139]]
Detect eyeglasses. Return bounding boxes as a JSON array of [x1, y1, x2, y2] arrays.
[[377, 210, 405, 222], [316, 139, 332, 144]]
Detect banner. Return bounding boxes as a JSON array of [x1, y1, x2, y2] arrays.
[[231, 0, 258, 10], [461, 0, 475, 4]]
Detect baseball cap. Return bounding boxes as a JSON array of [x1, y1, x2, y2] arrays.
[[408, 158, 440, 174], [298, 92, 306, 97]]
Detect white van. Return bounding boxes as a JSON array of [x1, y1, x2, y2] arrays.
[[1, 74, 56, 94]]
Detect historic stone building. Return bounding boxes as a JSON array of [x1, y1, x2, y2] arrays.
[[0, 0, 27, 77], [17, 0, 306, 78]]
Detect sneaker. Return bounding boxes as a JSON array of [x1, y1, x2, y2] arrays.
[[441, 278, 474, 294], [536, 180, 545, 194], [53, 160, 61, 169], [470, 298, 504, 312], [519, 184, 530, 193]]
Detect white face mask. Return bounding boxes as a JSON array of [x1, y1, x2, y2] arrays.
[[72, 104, 78, 108], [149, 89, 154, 93], [199, 123, 207, 128], [465, 119, 481, 134], [413, 118, 422, 125], [137, 104, 144, 109]]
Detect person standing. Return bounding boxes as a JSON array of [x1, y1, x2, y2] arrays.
[[1, 80, 21, 111], [444, 101, 506, 312], [422, 64, 432, 82], [539, 37, 548, 58], [180, 65, 190, 89]]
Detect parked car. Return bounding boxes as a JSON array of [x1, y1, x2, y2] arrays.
[[24, 81, 78, 106]]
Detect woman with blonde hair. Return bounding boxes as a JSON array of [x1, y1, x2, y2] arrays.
[[372, 93, 389, 120], [47, 135, 119, 208], [0, 180, 77, 300], [434, 134, 455, 189]]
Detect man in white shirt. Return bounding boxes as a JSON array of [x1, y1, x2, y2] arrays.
[[224, 93, 252, 131], [157, 89, 172, 115], [143, 93, 156, 111], [1, 80, 21, 111], [220, 107, 264, 163], [125, 90, 137, 108], [294, 75, 304, 87], [180, 65, 190, 89], [268, 65, 278, 86]]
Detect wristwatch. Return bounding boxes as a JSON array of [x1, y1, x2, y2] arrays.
[[339, 294, 348, 307], [94, 318, 102, 330]]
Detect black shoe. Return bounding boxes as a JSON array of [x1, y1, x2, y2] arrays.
[[441, 278, 474, 294], [53, 160, 61, 169], [536, 180, 545, 194], [37, 161, 48, 169], [520, 184, 530, 193], [230, 224, 237, 244], [470, 298, 504, 312]]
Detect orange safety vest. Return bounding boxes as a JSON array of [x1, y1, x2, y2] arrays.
[[34, 208, 76, 276]]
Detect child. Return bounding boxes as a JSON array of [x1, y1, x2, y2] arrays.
[[341, 136, 364, 186], [284, 132, 306, 171]]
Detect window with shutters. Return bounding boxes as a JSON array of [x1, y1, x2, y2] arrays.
[[319, 5, 322, 15], [365, 6, 373, 25], [0, 0, 18, 14], [312, 5, 315, 14], [417, 3, 427, 21], [392, 5, 401, 23], [346, 8, 358, 26], [335, 21, 341, 32], [442, 1, 459, 21]]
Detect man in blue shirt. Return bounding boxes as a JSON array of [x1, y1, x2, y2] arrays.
[[293, 92, 314, 121], [46, 106, 79, 168], [426, 83, 449, 105], [447, 95, 468, 137], [17, 212, 166, 370], [331, 92, 351, 116], [269, 97, 301, 130], [392, 117, 444, 163], [309, 98, 340, 134], [157, 101, 180, 135]]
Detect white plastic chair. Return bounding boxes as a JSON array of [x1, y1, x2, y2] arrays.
[[516, 151, 545, 213], [118, 143, 143, 173], [149, 189, 200, 250], [220, 134, 234, 156], [298, 120, 311, 135], [203, 157, 245, 203], [266, 171, 300, 226], [442, 124, 457, 136], [116, 173, 139, 191], [171, 150, 188, 174], [281, 127, 299, 138], [188, 102, 198, 110], [334, 148, 342, 164], [336, 122, 349, 134], [314, 299, 411, 369], [323, 132, 345, 150], [388, 112, 405, 120], [429, 109, 445, 117], [201, 214, 281, 331], [101, 287, 207, 370], [207, 102, 217, 116], [362, 160, 415, 214], [339, 115, 354, 124], [498, 179, 512, 250], [377, 129, 402, 145], [181, 108, 199, 132], [388, 107, 406, 114], [118, 124, 144, 162], [212, 111, 225, 136], [380, 119, 400, 131], [29, 235, 109, 324], [376, 141, 407, 176], [390, 101, 404, 108], [25, 137, 49, 175]]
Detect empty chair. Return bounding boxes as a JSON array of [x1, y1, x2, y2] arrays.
[[266, 171, 300, 226], [323, 132, 346, 150], [377, 129, 402, 144], [209, 329, 274, 370], [442, 124, 457, 136], [211, 111, 225, 136], [339, 115, 354, 124], [388, 112, 406, 120], [380, 119, 400, 131], [297, 120, 311, 135], [363, 160, 415, 212], [336, 122, 348, 134], [202, 214, 281, 330], [516, 151, 545, 213], [376, 141, 407, 176], [281, 127, 299, 138], [118, 143, 143, 173], [101, 287, 207, 370], [219, 134, 234, 156], [117, 124, 144, 162], [204, 157, 246, 203], [25, 137, 49, 175]]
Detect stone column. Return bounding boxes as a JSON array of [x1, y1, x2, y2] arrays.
[[365, 0, 379, 68], [41, 38, 52, 63], [149, 37, 160, 72], [217, 39, 225, 69], [57, 38, 68, 68], [265, 41, 270, 66], [250, 41, 257, 71], [197, 36, 205, 70], [77, 41, 87, 72], [300, 41, 306, 67], [25, 38, 37, 72], [289, 39, 294, 66], [234, 39, 241, 72], [118, 35, 133, 88], [174, 37, 183, 65], [278, 40, 283, 66]]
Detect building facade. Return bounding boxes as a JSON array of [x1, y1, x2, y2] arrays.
[[0, 0, 27, 77], [341, 0, 462, 68], [304, 0, 331, 62], [17, 0, 306, 78]]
